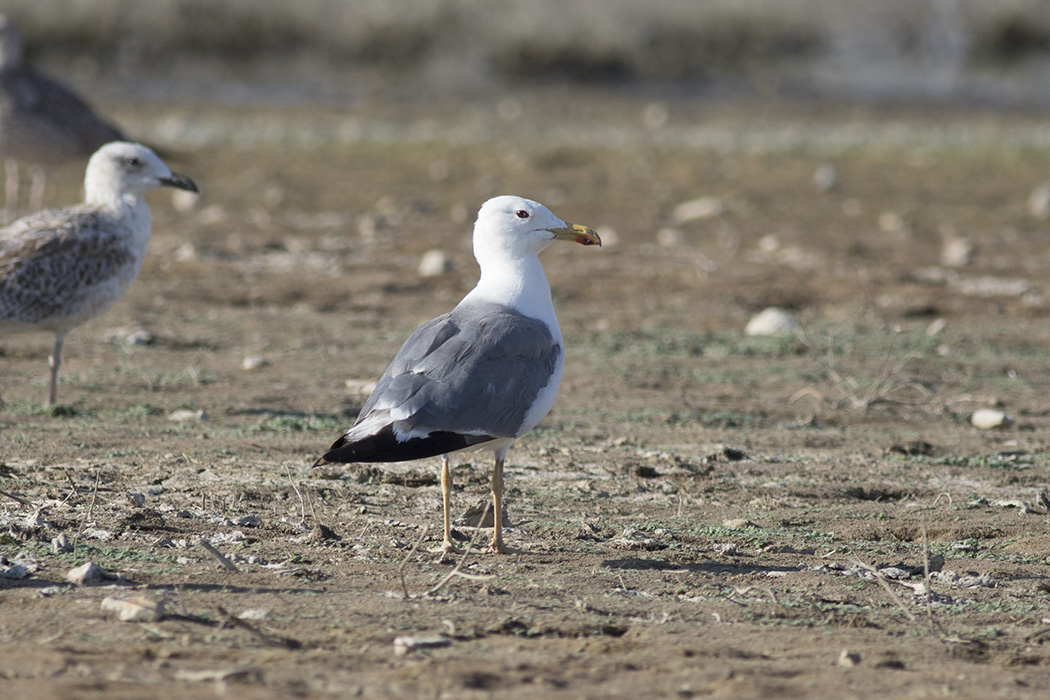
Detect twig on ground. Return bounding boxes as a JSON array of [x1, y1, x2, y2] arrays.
[[286, 464, 309, 526], [850, 555, 918, 623], [426, 502, 493, 597], [797, 325, 935, 411], [426, 537, 479, 597], [200, 538, 240, 572], [72, 470, 101, 558], [0, 488, 31, 507], [215, 605, 300, 649], [398, 525, 430, 599]]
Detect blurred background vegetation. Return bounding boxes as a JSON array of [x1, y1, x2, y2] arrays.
[[7, 0, 1050, 106]]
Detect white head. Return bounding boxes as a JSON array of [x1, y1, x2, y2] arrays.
[[83, 141, 197, 204], [0, 15, 24, 70], [472, 196, 600, 270]]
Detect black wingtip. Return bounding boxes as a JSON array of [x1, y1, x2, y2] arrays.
[[319, 425, 496, 464]]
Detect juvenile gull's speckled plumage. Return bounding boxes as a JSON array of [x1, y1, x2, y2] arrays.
[[0, 15, 124, 217], [315, 196, 600, 554], [0, 141, 197, 405]]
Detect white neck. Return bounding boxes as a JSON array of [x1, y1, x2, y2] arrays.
[[464, 253, 561, 336]]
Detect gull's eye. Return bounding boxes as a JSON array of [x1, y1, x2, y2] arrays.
[[126, 157, 140, 167], [515, 209, 530, 219]]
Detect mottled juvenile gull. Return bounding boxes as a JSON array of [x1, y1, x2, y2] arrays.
[[314, 196, 600, 554], [0, 15, 124, 218], [0, 141, 197, 406]]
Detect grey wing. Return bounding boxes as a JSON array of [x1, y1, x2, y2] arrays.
[[359, 306, 562, 439], [0, 68, 122, 158], [0, 209, 132, 324]]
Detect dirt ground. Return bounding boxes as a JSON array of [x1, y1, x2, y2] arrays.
[[4, 92, 1050, 698]]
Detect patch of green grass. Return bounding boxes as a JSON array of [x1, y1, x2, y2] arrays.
[[902, 452, 1039, 471], [118, 403, 167, 419]]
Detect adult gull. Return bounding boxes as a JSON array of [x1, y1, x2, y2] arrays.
[[0, 141, 197, 406], [315, 196, 600, 554], [0, 15, 124, 218]]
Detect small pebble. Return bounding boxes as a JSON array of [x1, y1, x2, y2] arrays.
[[51, 533, 72, 554], [101, 595, 167, 622], [656, 227, 683, 247], [168, 409, 207, 422], [877, 211, 906, 233], [418, 249, 455, 277], [67, 561, 107, 585], [1028, 182, 1050, 219], [940, 236, 974, 267], [241, 355, 269, 371], [171, 188, 201, 213], [1, 563, 29, 580], [813, 164, 838, 192], [345, 379, 377, 395], [127, 492, 145, 508], [238, 608, 271, 620], [971, 408, 1013, 430], [393, 636, 452, 656], [926, 318, 947, 337], [745, 308, 797, 336], [673, 197, 724, 222], [594, 225, 619, 250], [722, 518, 759, 529], [838, 649, 861, 667]]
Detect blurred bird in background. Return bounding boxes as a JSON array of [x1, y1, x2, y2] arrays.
[[0, 15, 124, 223]]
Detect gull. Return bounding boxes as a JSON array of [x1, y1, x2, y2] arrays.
[[0, 141, 198, 406], [0, 15, 124, 219], [315, 196, 600, 553]]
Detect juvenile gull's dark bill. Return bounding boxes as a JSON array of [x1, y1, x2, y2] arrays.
[[0, 141, 198, 406], [314, 195, 600, 554]]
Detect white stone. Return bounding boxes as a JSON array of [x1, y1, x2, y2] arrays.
[[171, 188, 201, 213], [656, 227, 683, 247], [345, 379, 377, 395], [813, 164, 838, 192], [67, 561, 106, 585], [594, 226, 619, 250], [952, 276, 1030, 298], [101, 595, 167, 622], [238, 608, 272, 620], [940, 237, 974, 267], [168, 409, 207, 422], [418, 249, 454, 277], [393, 636, 452, 655], [1028, 182, 1050, 219], [971, 408, 1012, 430], [878, 211, 906, 233], [241, 355, 269, 370], [673, 197, 724, 222], [745, 308, 797, 336]]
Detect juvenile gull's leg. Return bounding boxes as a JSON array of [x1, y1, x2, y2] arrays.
[[47, 333, 66, 406]]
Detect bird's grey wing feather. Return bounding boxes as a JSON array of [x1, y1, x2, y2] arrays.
[[358, 301, 562, 439], [0, 208, 133, 324]]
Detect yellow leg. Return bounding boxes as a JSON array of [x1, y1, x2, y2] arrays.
[[488, 456, 508, 553], [440, 455, 456, 553]]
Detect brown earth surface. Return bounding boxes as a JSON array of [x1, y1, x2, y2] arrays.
[[3, 93, 1050, 698]]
